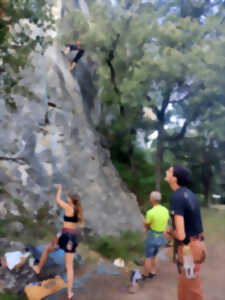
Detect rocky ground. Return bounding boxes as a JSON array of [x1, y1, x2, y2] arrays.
[[0, 240, 224, 300], [55, 239, 225, 300], [1, 209, 224, 300]]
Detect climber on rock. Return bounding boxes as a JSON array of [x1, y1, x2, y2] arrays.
[[61, 39, 85, 71]]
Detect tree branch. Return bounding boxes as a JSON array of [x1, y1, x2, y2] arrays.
[[170, 82, 205, 105], [105, 33, 125, 115], [170, 96, 188, 105], [167, 120, 189, 142], [157, 89, 172, 122], [106, 33, 121, 95]]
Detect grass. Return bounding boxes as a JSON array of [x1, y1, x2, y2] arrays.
[[87, 230, 145, 262], [201, 207, 225, 242], [87, 208, 225, 262], [0, 295, 26, 300]]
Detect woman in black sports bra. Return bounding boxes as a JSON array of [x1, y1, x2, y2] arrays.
[[32, 184, 84, 299]]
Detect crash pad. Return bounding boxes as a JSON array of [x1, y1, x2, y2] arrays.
[[24, 275, 67, 300]]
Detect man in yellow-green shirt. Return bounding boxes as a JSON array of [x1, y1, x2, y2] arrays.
[[142, 191, 169, 279]]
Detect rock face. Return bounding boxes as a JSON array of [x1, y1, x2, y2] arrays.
[[0, 257, 37, 295], [0, 239, 62, 294], [0, 239, 33, 295], [0, 1, 143, 236]]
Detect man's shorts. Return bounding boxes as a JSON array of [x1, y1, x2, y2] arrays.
[[145, 231, 166, 258]]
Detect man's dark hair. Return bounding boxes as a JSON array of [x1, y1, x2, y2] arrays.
[[173, 165, 191, 187]]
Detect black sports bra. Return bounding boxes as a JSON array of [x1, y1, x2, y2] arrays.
[[64, 211, 78, 223]]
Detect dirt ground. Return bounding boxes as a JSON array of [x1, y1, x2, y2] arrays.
[[55, 240, 225, 300]]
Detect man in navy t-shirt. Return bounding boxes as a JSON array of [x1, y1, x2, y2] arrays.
[[62, 39, 85, 71], [165, 165, 205, 300]]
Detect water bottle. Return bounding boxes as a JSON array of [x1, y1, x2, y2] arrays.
[[183, 245, 195, 279]]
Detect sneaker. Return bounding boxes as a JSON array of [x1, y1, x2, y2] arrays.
[[149, 272, 157, 278], [142, 273, 157, 280]]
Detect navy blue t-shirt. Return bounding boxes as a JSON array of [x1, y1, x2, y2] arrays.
[[170, 187, 203, 244]]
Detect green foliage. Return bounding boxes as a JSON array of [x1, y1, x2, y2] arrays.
[[88, 231, 145, 261], [59, 0, 225, 197], [36, 204, 50, 222], [1, 0, 224, 206], [0, 294, 26, 300], [112, 148, 171, 210], [0, 0, 54, 108], [201, 208, 225, 242], [13, 198, 27, 214], [0, 185, 7, 194], [113, 150, 155, 207], [0, 199, 56, 242], [0, 220, 7, 237]]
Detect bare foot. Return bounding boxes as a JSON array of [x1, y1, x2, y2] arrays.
[[68, 292, 74, 299], [32, 265, 40, 274]]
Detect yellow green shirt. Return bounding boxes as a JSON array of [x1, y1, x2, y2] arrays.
[[146, 204, 169, 233]]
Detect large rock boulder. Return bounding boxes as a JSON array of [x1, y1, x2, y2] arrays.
[[0, 239, 62, 295], [0, 1, 143, 236]]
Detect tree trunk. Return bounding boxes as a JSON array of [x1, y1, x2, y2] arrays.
[[180, 0, 188, 17], [128, 143, 135, 172], [120, 104, 125, 117], [156, 126, 164, 191], [205, 187, 212, 207], [203, 174, 212, 207], [202, 158, 212, 207]]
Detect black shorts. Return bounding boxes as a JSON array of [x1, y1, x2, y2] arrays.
[[58, 229, 78, 253], [72, 49, 85, 63]]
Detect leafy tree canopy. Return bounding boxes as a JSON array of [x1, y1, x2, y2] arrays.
[[0, 0, 54, 109]]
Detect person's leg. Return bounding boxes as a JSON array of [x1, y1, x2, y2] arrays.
[[178, 273, 203, 300], [70, 49, 84, 71], [32, 237, 58, 274], [143, 232, 155, 277], [150, 241, 162, 276], [143, 257, 152, 276], [150, 255, 158, 275], [65, 252, 75, 299], [149, 234, 166, 276], [69, 61, 77, 71]]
